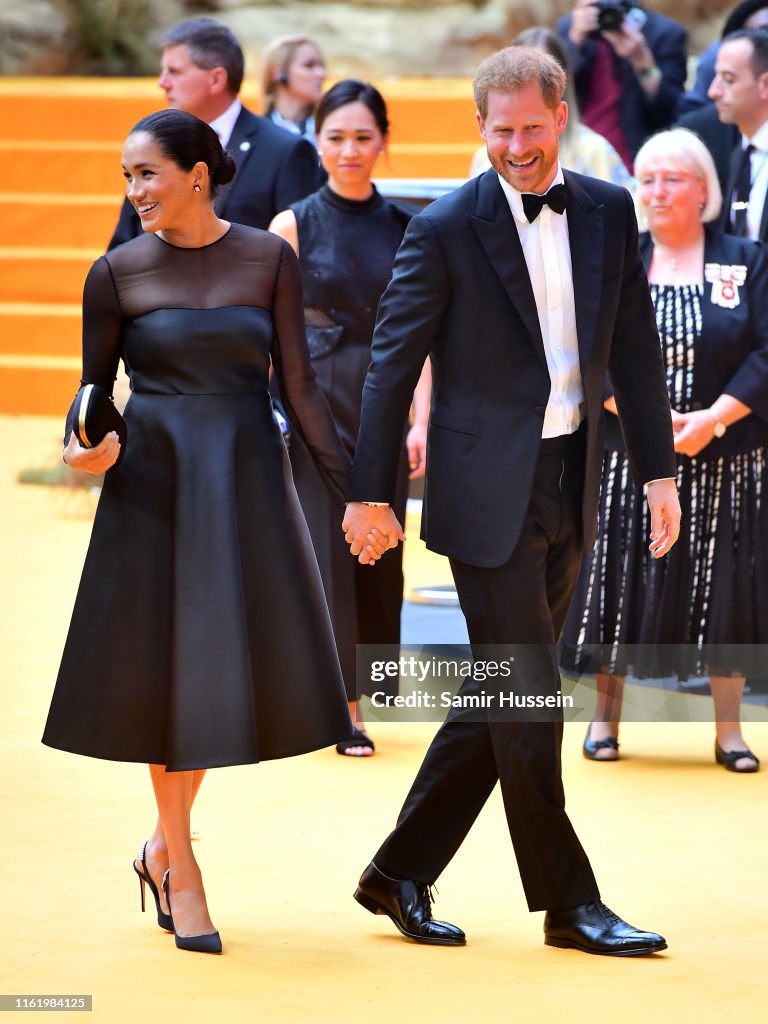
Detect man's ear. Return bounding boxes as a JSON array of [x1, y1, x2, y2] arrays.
[[476, 109, 487, 141], [208, 66, 229, 97], [556, 100, 568, 136]]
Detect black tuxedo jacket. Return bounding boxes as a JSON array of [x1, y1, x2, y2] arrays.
[[718, 141, 768, 243], [348, 169, 677, 568], [556, 10, 687, 160], [108, 105, 322, 249], [601, 228, 768, 457]]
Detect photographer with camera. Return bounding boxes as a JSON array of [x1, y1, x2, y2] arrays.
[[557, 0, 686, 171]]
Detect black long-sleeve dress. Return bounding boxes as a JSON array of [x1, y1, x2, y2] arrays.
[[43, 225, 353, 770], [286, 185, 412, 699]]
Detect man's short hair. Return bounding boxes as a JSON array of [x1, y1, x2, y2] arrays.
[[473, 46, 566, 119], [162, 18, 245, 96], [721, 27, 768, 77]]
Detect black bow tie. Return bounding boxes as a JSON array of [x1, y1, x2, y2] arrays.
[[521, 184, 567, 223]]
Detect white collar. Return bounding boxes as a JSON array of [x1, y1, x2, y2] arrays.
[[496, 164, 566, 224], [208, 98, 242, 149]]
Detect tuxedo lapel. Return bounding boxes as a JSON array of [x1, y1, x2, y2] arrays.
[[563, 171, 603, 372], [215, 107, 258, 216], [469, 171, 548, 370]]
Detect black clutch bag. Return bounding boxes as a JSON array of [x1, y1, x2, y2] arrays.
[[71, 384, 127, 467]]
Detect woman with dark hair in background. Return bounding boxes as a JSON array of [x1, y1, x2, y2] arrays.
[[42, 109, 358, 954], [270, 80, 431, 757], [563, 128, 768, 773], [261, 35, 327, 146]]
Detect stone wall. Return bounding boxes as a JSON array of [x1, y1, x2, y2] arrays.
[[0, 0, 737, 78]]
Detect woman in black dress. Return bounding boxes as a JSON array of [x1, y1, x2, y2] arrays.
[[270, 81, 430, 757], [563, 128, 768, 772], [42, 110, 372, 953]]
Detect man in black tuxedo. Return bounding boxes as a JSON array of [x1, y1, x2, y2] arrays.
[[108, 18, 321, 249], [343, 47, 681, 956], [709, 28, 768, 242]]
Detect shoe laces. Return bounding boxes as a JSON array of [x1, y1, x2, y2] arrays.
[[419, 883, 439, 907], [596, 900, 621, 926]]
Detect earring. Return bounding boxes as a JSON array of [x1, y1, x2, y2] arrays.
[[193, 184, 201, 193]]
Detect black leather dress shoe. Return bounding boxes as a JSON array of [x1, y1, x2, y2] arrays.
[[354, 862, 466, 946], [544, 900, 667, 956]]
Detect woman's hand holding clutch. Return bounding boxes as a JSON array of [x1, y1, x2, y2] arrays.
[[63, 431, 121, 475]]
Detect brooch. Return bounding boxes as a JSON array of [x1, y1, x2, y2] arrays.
[[704, 262, 747, 309]]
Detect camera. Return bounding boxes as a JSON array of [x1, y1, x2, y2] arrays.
[[594, 0, 639, 31]]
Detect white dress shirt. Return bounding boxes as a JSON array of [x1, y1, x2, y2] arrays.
[[209, 98, 242, 149], [497, 166, 584, 438], [742, 118, 768, 240]]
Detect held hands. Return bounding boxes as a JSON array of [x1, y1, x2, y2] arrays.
[[63, 430, 120, 474], [646, 479, 681, 559], [672, 409, 718, 457], [342, 502, 405, 566], [602, 24, 654, 69]]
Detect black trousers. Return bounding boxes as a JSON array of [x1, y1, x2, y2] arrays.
[[374, 426, 600, 912]]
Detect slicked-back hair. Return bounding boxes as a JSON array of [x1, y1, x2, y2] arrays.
[[162, 18, 244, 96], [721, 27, 768, 77], [315, 79, 389, 137], [473, 46, 566, 120], [129, 109, 236, 197]]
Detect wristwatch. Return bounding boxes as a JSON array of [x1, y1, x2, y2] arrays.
[[711, 414, 727, 438], [637, 65, 662, 82]]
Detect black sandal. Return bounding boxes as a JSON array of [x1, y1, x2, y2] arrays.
[[583, 722, 620, 761], [715, 741, 760, 773], [336, 728, 375, 756]]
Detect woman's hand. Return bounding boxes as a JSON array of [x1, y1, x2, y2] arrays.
[[406, 421, 427, 478], [672, 410, 717, 457], [63, 431, 121, 474]]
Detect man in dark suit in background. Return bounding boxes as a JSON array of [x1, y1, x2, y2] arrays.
[[108, 18, 321, 249], [709, 28, 768, 241], [343, 47, 681, 956], [557, 0, 686, 171]]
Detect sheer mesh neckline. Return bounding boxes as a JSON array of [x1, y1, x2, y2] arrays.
[[153, 224, 234, 251]]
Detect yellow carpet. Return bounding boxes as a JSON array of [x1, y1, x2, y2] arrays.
[[1, 415, 766, 1023]]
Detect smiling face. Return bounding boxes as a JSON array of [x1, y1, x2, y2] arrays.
[[317, 101, 385, 189], [478, 82, 566, 194], [121, 131, 205, 234], [637, 157, 708, 241], [284, 43, 327, 106]]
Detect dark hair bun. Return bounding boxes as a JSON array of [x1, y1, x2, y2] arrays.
[[214, 150, 237, 187]]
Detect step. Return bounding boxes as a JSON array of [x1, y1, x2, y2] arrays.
[[0, 77, 479, 147], [0, 302, 81, 357], [0, 142, 123, 194], [0, 359, 80, 416], [0, 249, 97, 304], [0, 193, 122, 249]]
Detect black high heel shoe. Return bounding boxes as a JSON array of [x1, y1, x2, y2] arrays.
[[715, 740, 760, 773], [162, 870, 222, 955], [583, 722, 620, 761], [133, 841, 174, 932]]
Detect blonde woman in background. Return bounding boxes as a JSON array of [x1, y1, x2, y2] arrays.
[[470, 27, 632, 190], [262, 35, 327, 146]]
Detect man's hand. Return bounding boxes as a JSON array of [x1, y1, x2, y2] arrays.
[[63, 431, 120, 474], [342, 503, 405, 565], [646, 479, 681, 559], [569, 0, 600, 47], [603, 24, 655, 73]]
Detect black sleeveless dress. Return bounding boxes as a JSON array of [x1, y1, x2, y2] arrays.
[[287, 185, 412, 699], [42, 225, 352, 770]]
